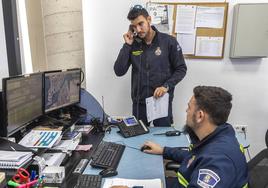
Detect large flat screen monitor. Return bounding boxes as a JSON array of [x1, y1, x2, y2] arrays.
[[44, 69, 81, 113], [1, 73, 43, 136]]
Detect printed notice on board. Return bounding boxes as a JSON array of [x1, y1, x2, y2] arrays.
[[195, 37, 223, 57], [175, 5, 196, 34], [177, 29, 196, 55], [196, 6, 225, 28]]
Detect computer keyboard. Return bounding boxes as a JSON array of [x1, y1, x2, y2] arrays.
[[90, 141, 125, 169], [74, 174, 102, 188]]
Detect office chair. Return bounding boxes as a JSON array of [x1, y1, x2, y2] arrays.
[[247, 129, 268, 188], [78, 88, 107, 123], [165, 161, 180, 172]]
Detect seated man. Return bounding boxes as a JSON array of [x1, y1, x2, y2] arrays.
[[141, 86, 249, 188]]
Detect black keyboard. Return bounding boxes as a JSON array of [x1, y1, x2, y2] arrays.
[[74, 174, 102, 188], [90, 141, 125, 169]]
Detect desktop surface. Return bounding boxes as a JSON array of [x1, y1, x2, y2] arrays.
[[83, 126, 249, 188], [83, 127, 189, 188]]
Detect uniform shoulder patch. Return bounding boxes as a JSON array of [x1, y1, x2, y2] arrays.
[[197, 169, 220, 188]]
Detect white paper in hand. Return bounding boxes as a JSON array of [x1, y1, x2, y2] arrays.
[[146, 93, 169, 122]]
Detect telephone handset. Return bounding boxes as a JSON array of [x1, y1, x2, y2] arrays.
[[117, 116, 149, 138], [129, 25, 142, 43]]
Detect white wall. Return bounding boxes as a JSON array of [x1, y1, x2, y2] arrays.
[[83, 0, 268, 157], [0, 0, 9, 89]]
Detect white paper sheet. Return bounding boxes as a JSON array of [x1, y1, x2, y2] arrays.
[[146, 93, 169, 122], [175, 5, 196, 34], [196, 6, 224, 28], [177, 29, 196, 54], [152, 0, 224, 2], [195, 36, 223, 57], [103, 178, 162, 188]]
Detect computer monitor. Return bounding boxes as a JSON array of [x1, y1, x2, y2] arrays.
[[44, 69, 81, 113], [1, 73, 43, 136]]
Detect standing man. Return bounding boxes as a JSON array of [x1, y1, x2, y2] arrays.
[[114, 5, 187, 127], [141, 86, 249, 188]]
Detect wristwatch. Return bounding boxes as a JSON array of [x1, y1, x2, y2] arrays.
[[163, 84, 169, 92]]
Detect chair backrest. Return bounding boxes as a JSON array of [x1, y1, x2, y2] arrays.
[[247, 129, 268, 187], [77, 88, 106, 123], [265, 129, 268, 147]]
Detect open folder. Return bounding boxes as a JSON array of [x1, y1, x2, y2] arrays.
[[103, 178, 162, 188]]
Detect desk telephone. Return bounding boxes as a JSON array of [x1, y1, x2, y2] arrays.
[[117, 116, 149, 138]]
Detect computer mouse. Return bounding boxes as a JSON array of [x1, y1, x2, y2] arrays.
[[140, 145, 151, 152], [99, 168, 118, 177]]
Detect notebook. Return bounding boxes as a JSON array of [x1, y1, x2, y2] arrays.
[[0, 151, 33, 169]]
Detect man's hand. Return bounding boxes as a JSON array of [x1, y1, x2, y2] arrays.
[[123, 31, 134, 45], [153, 86, 168, 98], [142, 141, 164, 155]]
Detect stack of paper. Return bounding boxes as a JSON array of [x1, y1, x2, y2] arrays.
[[0, 151, 33, 169], [103, 178, 162, 188], [74, 125, 94, 134], [52, 139, 80, 151]]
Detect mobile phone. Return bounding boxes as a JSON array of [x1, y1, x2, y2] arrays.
[[129, 25, 142, 43], [129, 25, 138, 37]]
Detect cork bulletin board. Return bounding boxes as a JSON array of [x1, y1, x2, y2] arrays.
[[150, 2, 229, 59]]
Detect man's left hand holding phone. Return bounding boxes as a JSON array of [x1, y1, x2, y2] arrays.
[[123, 25, 137, 45]]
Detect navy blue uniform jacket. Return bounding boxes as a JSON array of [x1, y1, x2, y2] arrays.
[[114, 26, 187, 104], [164, 123, 248, 188]]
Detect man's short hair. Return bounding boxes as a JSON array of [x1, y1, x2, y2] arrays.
[[127, 5, 149, 20], [193, 86, 232, 125]]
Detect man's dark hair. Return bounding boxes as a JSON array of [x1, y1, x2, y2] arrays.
[[127, 5, 149, 20], [193, 86, 232, 125]]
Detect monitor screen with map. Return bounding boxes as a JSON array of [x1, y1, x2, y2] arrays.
[[44, 69, 81, 113]]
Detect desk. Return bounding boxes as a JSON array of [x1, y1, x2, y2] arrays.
[[84, 127, 186, 188], [83, 126, 249, 188]]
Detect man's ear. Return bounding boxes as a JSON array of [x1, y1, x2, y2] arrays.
[[196, 110, 205, 124], [147, 16, 152, 24]]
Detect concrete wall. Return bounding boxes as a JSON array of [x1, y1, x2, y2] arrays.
[[22, 0, 85, 85], [41, 0, 85, 75], [83, 0, 268, 157], [25, 0, 47, 72]]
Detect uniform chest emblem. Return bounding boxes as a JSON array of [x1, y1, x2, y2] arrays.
[[187, 155, 195, 168], [155, 47, 161, 56]]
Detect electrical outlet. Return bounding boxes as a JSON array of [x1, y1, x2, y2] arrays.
[[234, 124, 248, 133]]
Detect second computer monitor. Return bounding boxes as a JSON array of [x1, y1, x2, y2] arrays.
[[44, 69, 81, 113], [1, 73, 43, 136]]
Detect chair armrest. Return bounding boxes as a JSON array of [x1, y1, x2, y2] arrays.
[[165, 161, 180, 171]]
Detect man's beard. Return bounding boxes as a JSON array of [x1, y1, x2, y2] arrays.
[[183, 124, 199, 143], [183, 124, 195, 135]]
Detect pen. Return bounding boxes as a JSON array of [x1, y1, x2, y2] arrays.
[[10, 146, 16, 151]]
